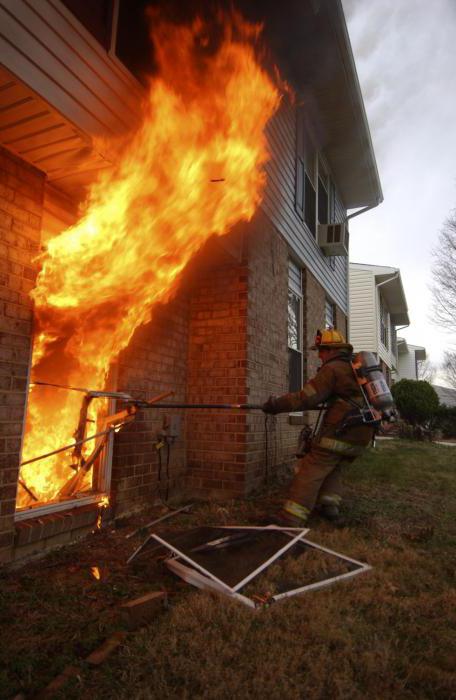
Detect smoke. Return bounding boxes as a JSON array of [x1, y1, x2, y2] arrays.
[[342, 0, 456, 375]]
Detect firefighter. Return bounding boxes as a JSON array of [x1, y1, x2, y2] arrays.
[[262, 328, 375, 526]]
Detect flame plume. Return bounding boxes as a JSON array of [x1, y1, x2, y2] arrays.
[[18, 14, 280, 507]]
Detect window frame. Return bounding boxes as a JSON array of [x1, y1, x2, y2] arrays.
[[288, 261, 304, 394], [324, 298, 336, 330], [379, 295, 389, 349]]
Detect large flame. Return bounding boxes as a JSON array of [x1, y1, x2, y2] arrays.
[[17, 13, 280, 508]]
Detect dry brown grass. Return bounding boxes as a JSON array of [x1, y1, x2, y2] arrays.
[[1, 440, 455, 699]]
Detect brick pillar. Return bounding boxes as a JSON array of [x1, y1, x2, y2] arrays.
[[0, 148, 44, 563], [112, 295, 189, 516], [186, 252, 249, 498]]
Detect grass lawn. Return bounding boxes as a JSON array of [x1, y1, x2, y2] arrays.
[[1, 440, 455, 699]]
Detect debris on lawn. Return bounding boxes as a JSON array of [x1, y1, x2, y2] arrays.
[[85, 631, 127, 666], [149, 525, 371, 608], [120, 591, 168, 630]]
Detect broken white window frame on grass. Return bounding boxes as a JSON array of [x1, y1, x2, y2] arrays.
[[154, 526, 372, 609]]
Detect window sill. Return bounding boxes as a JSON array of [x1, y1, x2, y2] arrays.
[[288, 413, 306, 426]]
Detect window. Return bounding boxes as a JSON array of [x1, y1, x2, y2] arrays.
[[380, 296, 389, 348], [61, 0, 114, 49], [318, 175, 329, 225], [304, 149, 316, 237], [294, 113, 316, 237], [116, 0, 156, 84], [325, 299, 336, 329], [295, 157, 305, 218], [288, 261, 303, 393], [390, 322, 398, 358]]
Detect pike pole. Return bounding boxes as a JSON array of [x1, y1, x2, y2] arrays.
[[128, 401, 264, 410]]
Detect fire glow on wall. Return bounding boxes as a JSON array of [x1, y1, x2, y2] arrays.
[[16, 13, 280, 511]]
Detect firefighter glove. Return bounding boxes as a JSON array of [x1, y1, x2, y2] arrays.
[[262, 395, 280, 414]]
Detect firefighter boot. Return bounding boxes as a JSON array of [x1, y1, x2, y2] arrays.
[[320, 504, 340, 521], [276, 500, 310, 528], [319, 495, 342, 523]]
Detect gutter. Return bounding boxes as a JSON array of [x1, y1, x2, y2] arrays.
[[376, 271, 399, 289], [346, 202, 381, 222]]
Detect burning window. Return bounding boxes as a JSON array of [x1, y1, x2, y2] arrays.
[[16, 12, 280, 515]]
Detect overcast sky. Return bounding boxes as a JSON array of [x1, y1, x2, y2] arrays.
[[342, 0, 456, 384]]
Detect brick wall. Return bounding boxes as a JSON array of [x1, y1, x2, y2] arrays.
[[244, 211, 298, 491], [112, 294, 189, 516], [186, 239, 249, 499], [0, 148, 44, 564]]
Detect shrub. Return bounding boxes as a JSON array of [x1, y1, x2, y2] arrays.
[[391, 380, 439, 427], [432, 404, 456, 438]]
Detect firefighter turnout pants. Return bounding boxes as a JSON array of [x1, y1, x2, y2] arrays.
[[283, 441, 363, 522]]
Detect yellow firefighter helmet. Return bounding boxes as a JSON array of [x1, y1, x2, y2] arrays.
[[310, 328, 353, 352]]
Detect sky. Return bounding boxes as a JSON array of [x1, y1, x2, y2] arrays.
[[342, 0, 456, 384]]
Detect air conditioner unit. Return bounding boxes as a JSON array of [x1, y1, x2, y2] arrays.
[[317, 223, 349, 257]]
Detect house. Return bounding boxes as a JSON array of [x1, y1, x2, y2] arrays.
[[396, 339, 426, 381], [432, 385, 456, 407], [349, 263, 409, 384], [0, 0, 382, 563]]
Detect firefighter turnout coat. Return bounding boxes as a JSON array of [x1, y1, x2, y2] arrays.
[[266, 351, 375, 521], [269, 352, 374, 451]]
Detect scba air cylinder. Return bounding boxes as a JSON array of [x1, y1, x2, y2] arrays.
[[352, 351, 394, 410]]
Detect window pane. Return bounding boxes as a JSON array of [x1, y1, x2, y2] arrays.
[[318, 176, 328, 224], [295, 157, 304, 216], [289, 348, 303, 393], [380, 297, 389, 348], [62, 0, 114, 48], [288, 290, 301, 350], [325, 299, 335, 329], [304, 175, 316, 236], [116, 0, 155, 84]]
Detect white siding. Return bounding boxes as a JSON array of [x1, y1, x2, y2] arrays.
[[397, 350, 418, 380], [262, 99, 348, 313], [0, 0, 143, 138], [348, 267, 376, 351]]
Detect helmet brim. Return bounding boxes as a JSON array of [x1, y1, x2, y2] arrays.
[[310, 343, 354, 352]]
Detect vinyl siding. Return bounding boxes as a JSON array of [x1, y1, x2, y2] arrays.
[[262, 99, 348, 313], [398, 350, 418, 380], [348, 266, 376, 351], [0, 0, 142, 138]]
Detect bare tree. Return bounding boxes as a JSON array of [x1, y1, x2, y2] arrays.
[[432, 211, 456, 329], [442, 351, 456, 390], [417, 359, 436, 383]]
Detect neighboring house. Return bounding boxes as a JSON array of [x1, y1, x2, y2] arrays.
[[0, 0, 382, 563], [396, 339, 426, 380], [432, 385, 456, 408], [349, 263, 409, 384]]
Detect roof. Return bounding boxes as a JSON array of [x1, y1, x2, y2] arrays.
[[433, 385, 456, 407], [397, 338, 426, 361], [239, 0, 382, 209], [351, 263, 410, 325], [0, 0, 381, 207]]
